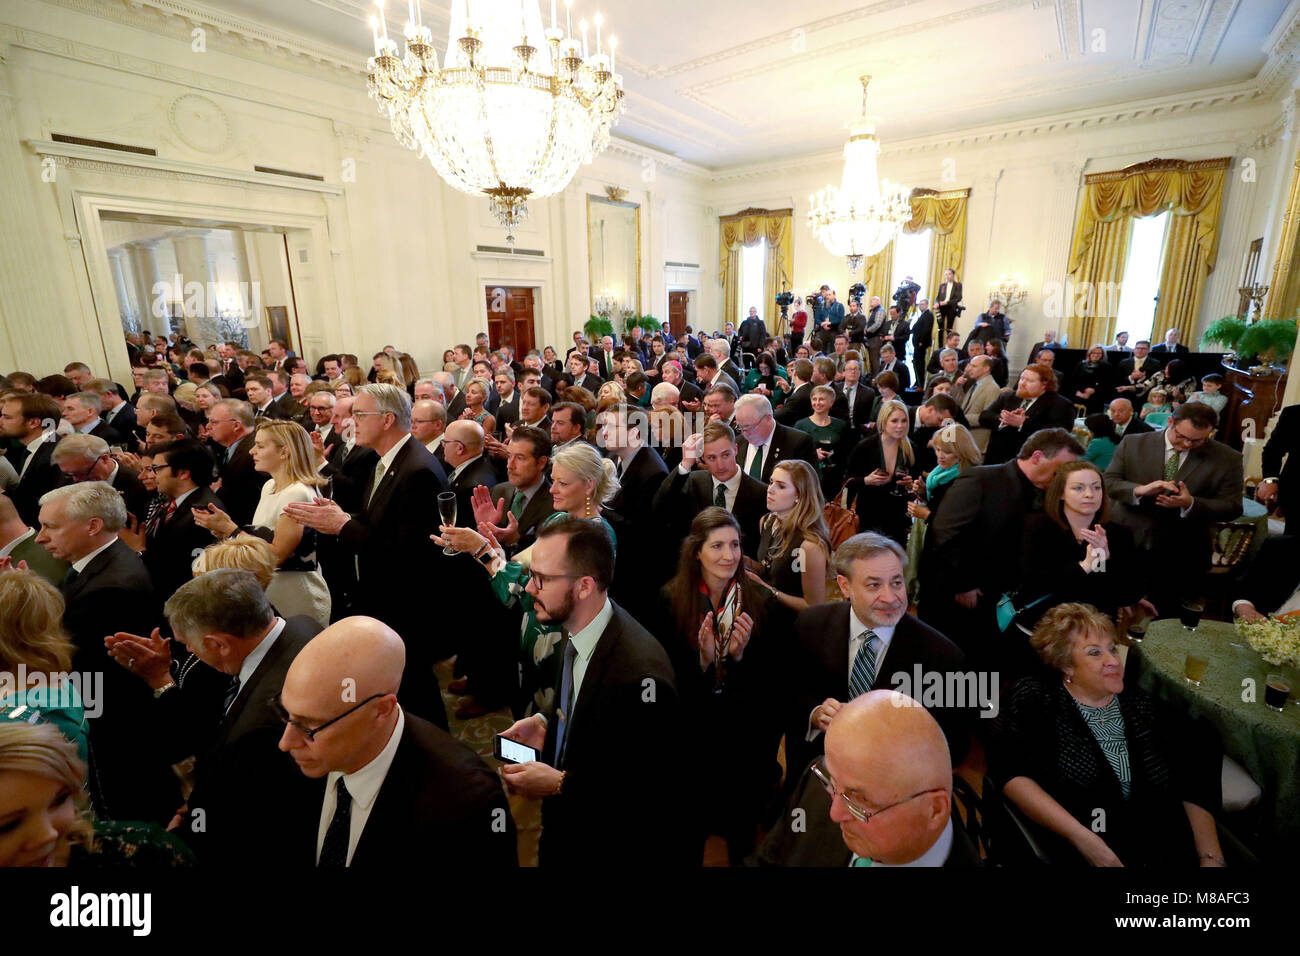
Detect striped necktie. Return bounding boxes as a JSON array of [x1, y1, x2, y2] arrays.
[[848, 631, 879, 700]]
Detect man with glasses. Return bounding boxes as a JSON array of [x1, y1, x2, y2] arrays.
[[305, 390, 337, 444], [206, 399, 261, 527], [410, 398, 447, 462], [272, 615, 515, 868], [1106, 401, 1243, 610], [105, 569, 322, 864], [52, 433, 151, 523], [134, 439, 224, 602], [732, 393, 816, 483], [496, 518, 683, 867], [752, 690, 979, 867]]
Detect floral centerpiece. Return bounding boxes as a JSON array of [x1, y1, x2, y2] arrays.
[[1235, 612, 1300, 668]]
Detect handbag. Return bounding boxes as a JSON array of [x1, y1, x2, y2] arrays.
[[823, 481, 859, 550], [995, 591, 1053, 633]]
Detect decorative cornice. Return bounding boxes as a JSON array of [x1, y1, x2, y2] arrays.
[[719, 207, 793, 222], [911, 187, 972, 200], [1083, 155, 1233, 184]]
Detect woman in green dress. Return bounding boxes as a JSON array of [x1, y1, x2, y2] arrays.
[[458, 379, 497, 436], [742, 352, 790, 403], [435, 441, 619, 717], [794, 384, 847, 499]]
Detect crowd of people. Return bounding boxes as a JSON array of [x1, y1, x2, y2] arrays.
[[0, 292, 1293, 871]]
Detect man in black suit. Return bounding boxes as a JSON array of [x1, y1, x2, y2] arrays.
[[787, 533, 973, 784], [206, 399, 263, 526], [1115, 340, 1163, 401], [138, 439, 223, 602], [266, 370, 304, 421], [933, 268, 962, 338], [753, 691, 980, 867], [1256, 403, 1300, 534], [653, 421, 767, 557], [924, 429, 1084, 664], [1149, 327, 1189, 358], [2, 392, 63, 527], [661, 361, 703, 411], [874, 342, 911, 391], [707, 339, 744, 391], [243, 375, 285, 421], [881, 306, 911, 366], [497, 519, 684, 867], [62, 392, 124, 446], [841, 299, 868, 348], [910, 298, 935, 387], [492, 368, 521, 437], [601, 403, 669, 522], [1233, 534, 1300, 621], [443, 420, 498, 526], [980, 365, 1077, 465], [732, 393, 818, 483], [51, 434, 151, 523], [89, 378, 138, 440], [563, 351, 601, 394], [1107, 397, 1152, 440], [106, 569, 323, 865], [833, 358, 877, 436], [775, 359, 815, 426], [1105, 402, 1243, 610], [36, 482, 178, 823], [216, 343, 246, 393]]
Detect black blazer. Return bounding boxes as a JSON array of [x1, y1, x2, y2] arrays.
[[449, 454, 500, 527], [1018, 515, 1143, 627], [911, 309, 936, 351], [1149, 343, 1189, 358], [1262, 405, 1300, 531], [735, 422, 819, 483], [215, 434, 264, 527], [184, 616, 322, 865], [609, 445, 669, 521], [786, 605, 971, 777], [494, 391, 521, 436], [566, 372, 602, 394], [108, 463, 152, 523], [489, 478, 555, 553], [537, 603, 686, 867], [833, 381, 877, 434], [775, 382, 814, 426], [872, 360, 911, 391], [6, 436, 61, 527], [1241, 533, 1300, 613], [87, 419, 125, 446], [104, 402, 137, 438], [143, 486, 223, 602], [589, 348, 616, 381], [979, 390, 1076, 465], [652, 467, 768, 557]]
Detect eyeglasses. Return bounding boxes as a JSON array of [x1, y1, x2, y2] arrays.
[[810, 757, 945, 824], [140, 464, 171, 474], [351, 410, 388, 418], [269, 692, 388, 741], [527, 569, 579, 588], [1168, 425, 1210, 447]]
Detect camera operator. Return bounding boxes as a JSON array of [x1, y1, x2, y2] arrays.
[[934, 268, 963, 338], [814, 286, 844, 353], [862, 295, 887, 372], [842, 297, 867, 348], [893, 275, 920, 313]]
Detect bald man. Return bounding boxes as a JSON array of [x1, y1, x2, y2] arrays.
[[278, 617, 516, 869], [443, 420, 497, 525], [750, 691, 980, 867]]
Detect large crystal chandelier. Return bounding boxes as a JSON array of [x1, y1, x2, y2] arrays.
[[366, 0, 625, 244], [807, 76, 911, 273]]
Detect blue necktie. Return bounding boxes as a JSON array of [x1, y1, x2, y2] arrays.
[[848, 631, 879, 700], [554, 635, 577, 768], [318, 778, 352, 868]]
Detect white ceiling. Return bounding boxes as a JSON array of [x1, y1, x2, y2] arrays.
[[193, 0, 1297, 167]]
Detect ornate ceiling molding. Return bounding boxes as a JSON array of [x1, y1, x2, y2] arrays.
[[1083, 155, 1233, 183]]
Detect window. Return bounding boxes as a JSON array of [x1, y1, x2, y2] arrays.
[[889, 229, 931, 306], [1114, 212, 1170, 345], [739, 240, 766, 327]]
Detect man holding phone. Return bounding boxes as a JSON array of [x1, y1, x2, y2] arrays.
[[496, 518, 687, 867]]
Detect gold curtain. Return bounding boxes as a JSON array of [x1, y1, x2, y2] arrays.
[[863, 243, 893, 302], [719, 208, 794, 333], [858, 188, 969, 304], [1066, 157, 1229, 347]]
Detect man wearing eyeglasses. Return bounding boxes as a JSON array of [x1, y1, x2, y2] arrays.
[[1105, 401, 1243, 610], [52, 433, 151, 523], [105, 569, 322, 865], [732, 393, 817, 483]]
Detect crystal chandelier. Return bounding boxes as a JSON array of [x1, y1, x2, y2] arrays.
[[366, 0, 625, 244], [807, 76, 911, 273]]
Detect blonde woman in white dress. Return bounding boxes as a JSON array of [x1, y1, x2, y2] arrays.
[[193, 420, 331, 626]]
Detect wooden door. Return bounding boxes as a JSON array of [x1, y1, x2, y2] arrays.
[[486, 286, 536, 356], [668, 291, 689, 338]]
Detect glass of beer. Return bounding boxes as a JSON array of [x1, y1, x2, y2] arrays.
[[1183, 654, 1209, 686], [1179, 600, 1205, 632], [1264, 674, 1292, 712], [1125, 620, 1146, 644]]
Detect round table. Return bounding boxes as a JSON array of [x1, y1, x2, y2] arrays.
[[1132, 619, 1300, 856]]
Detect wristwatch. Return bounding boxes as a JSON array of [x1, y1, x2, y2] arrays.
[[153, 681, 176, 698]]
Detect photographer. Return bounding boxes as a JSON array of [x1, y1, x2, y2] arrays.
[[814, 287, 845, 353], [862, 296, 887, 372], [893, 275, 920, 313], [934, 268, 963, 338], [842, 298, 867, 347]]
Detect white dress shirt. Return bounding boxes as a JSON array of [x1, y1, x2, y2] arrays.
[[17, 433, 51, 479], [234, 616, 286, 701], [0, 527, 35, 559], [742, 436, 771, 478], [71, 536, 119, 574], [712, 468, 743, 512], [807, 608, 897, 741], [566, 596, 613, 709], [316, 706, 405, 866], [851, 819, 954, 868]]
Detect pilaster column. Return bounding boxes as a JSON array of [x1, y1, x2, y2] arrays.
[[128, 240, 164, 331], [106, 248, 135, 330], [171, 230, 214, 344]]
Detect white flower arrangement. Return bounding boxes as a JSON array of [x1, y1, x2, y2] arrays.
[[1235, 614, 1300, 668]]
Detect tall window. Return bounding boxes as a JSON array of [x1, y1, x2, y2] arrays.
[[739, 240, 766, 327], [889, 229, 931, 306], [1114, 212, 1170, 345]]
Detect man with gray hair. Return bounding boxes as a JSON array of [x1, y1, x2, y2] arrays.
[[62, 391, 122, 445], [107, 568, 323, 864], [732, 392, 817, 483], [707, 337, 744, 390], [207, 398, 261, 526], [35, 482, 177, 822], [87, 376, 137, 438], [52, 433, 151, 522], [413, 377, 446, 405], [284, 383, 453, 728], [785, 531, 971, 786]]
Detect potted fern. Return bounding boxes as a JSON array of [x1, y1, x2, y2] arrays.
[[583, 315, 614, 342], [1201, 316, 1296, 373]]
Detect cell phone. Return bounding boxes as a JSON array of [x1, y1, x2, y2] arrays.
[[493, 735, 538, 765], [110, 445, 125, 455]]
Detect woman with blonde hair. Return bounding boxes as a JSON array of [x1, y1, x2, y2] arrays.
[[597, 380, 626, 406], [844, 398, 917, 545], [192, 532, 278, 590], [747, 460, 830, 610], [0, 571, 86, 760], [192, 420, 330, 626], [459, 378, 497, 436], [0, 721, 192, 867], [907, 422, 981, 524]]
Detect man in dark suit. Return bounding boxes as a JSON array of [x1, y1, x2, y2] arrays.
[[787, 533, 973, 784], [924, 429, 1083, 665], [206, 399, 263, 527], [933, 269, 962, 338], [497, 519, 685, 867], [1232, 534, 1300, 621], [285, 384, 451, 728], [1105, 402, 1243, 610], [443, 420, 499, 527], [1149, 327, 1189, 358], [1107, 397, 1152, 440], [2, 392, 63, 527], [733, 394, 818, 483], [587, 336, 617, 381], [873, 342, 911, 391], [775, 359, 815, 426], [0, 491, 68, 584], [602, 404, 669, 521], [833, 358, 877, 436], [106, 570, 323, 865], [216, 343, 246, 393], [563, 352, 601, 394], [979, 365, 1077, 465], [243, 375, 285, 421], [90, 378, 138, 441], [1256, 403, 1300, 534], [662, 361, 703, 411], [36, 482, 178, 823], [752, 691, 981, 867], [139, 439, 223, 602], [841, 299, 868, 347], [51, 434, 151, 523], [910, 299, 935, 388], [881, 307, 911, 368], [1115, 340, 1163, 402], [653, 421, 767, 557], [267, 370, 305, 421], [492, 369, 521, 437], [62, 392, 124, 446]]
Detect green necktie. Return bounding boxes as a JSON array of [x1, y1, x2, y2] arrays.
[[851, 856, 873, 867], [1163, 450, 1179, 481], [714, 482, 727, 508], [366, 460, 386, 506], [748, 444, 764, 480], [510, 491, 527, 520]]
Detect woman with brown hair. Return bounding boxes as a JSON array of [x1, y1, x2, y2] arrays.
[[656, 507, 786, 864], [747, 460, 830, 610]]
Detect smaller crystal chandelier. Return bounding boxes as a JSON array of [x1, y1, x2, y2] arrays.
[[988, 273, 1030, 311], [808, 76, 911, 273]]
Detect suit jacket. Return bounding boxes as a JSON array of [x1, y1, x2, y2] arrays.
[[736, 422, 819, 483], [251, 400, 287, 421], [143, 486, 223, 602], [881, 315, 911, 352], [911, 309, 936, 351], [1241, 533, 1300, 614], [184, 616, 322, 865], [589, 348, 616, 381], [108, 463, 152, 523], [1104, 430, 1243, 547], [104, 401, 137, 438], [494, 391, 521, 435], [934, 281, 963, 322], [537, 602, 685, 867], [979, 390, 1076, 465], [833, 381, 877, 434], [490, 478, 555, 553], [651, 466, 768, 557], [565, 372, 602, 394], [960, 374, 1001, 430], [86, 419, 125, 446], [775, 382, 814, 426], [786, 605, 972, 777], [609, 445, 669, 523], [1262, 405, 1300, 528], [738, 317, 768, 352], [1150, 343, 1189, 357], [7, 531, 69, 586], [1116, 355, 1164, 397], [6, 436, 61, 527], [217, 361, 245, 392], [1112, 417, 1153, 439], [841, 309, 868, 344], [214, 434, 264, 527], [872, 360, 911, 391], [449, 454, 500, 527]]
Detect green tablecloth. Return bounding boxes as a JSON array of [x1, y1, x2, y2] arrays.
[[1133, 619, 1300, 853]]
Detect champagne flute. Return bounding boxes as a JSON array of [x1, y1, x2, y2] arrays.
[[437, 492, 458, 555]]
